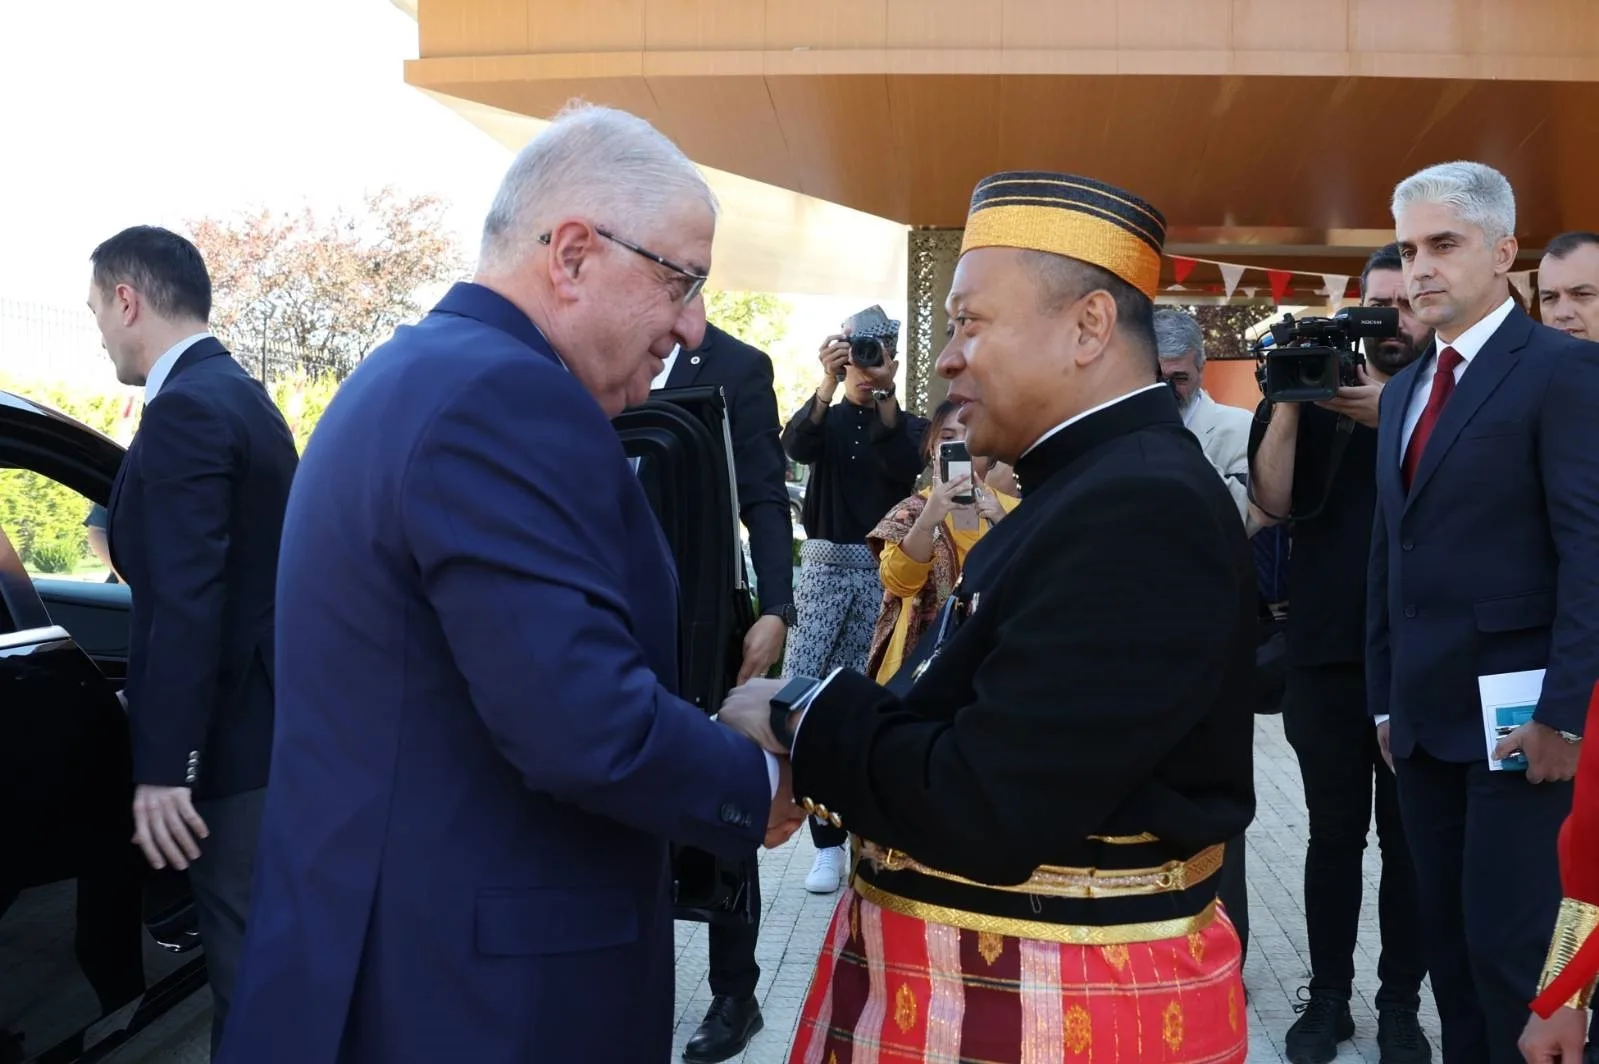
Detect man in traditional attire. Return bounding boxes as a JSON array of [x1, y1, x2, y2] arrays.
[[721, 171, 1258, 1063], [1517, 680, 1599, 1064]]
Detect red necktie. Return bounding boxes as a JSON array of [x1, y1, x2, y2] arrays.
[[1402, 345, 1463, 491]]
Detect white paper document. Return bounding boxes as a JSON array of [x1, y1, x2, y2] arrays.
[[1478, 668, 1545, 771]]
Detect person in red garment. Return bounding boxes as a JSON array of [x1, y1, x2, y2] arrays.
[[1516, 681, 1599, 1063]]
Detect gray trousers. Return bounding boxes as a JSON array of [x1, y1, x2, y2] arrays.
[[782, 540, 880, 680], [189, 786, 266, 1055]]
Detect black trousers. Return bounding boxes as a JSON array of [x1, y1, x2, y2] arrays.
[[1217, 833, 1249, 967], [810, 816, 849, 850], [190, 787, 267, 1056], [708, 855, 762, 999], [1283, 664, 1426, 1009], [1393, 748, 1574, 1064]]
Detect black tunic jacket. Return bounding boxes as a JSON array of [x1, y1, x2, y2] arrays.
[[791, 385, 1257, 925]]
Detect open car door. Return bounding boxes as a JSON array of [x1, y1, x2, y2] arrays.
[[0, 391, 205, 1063], [613, 386, 760, 926]]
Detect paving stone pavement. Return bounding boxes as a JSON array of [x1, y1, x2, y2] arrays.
[[668, 713, 1442, 1064], [106, 714, 1440, 1062]]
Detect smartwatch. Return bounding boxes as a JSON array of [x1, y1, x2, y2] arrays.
[[769, 674, 820, 750]]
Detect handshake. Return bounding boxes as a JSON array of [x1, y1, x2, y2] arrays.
[[718, 677, 808, 849]]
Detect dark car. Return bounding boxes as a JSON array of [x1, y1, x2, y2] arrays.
[[0, 385, 757, 1063]]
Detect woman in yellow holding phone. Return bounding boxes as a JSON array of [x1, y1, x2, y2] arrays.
[[864, 399, 1018, 684]]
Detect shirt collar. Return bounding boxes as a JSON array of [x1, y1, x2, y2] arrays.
[[1438, 296, 1516, 365], [650, 344, 681, 390], [1019, 383, 1168, 459], [144, 331, 213, 403]]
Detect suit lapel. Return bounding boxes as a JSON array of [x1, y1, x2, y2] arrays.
[[665, 346, 707, 387], [1403, 313, 1530, 511]]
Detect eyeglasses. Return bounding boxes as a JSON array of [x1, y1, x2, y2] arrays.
[[538, 226, 708, 305]]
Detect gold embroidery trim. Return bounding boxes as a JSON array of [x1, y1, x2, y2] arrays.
[[851, 876, 1220, 945], [856, 840, 1223, 899], [1537, 896, 1599, 1009], [1086, 832, 1160, 844]]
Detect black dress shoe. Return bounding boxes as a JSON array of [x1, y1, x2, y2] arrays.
[[683, 995, 764, 1064]]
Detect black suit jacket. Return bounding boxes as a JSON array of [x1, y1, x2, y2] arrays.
[[662, 322, 793, 613], [792, 387, 1257, 912], [1368, 305, 1599, 760], [108, 337, 298, 797]]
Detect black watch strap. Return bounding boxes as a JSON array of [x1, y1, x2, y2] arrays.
[[769, 674, 820, 749]]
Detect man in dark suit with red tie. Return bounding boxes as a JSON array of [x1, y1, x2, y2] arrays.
[[1369, 161, 1599, 1064]]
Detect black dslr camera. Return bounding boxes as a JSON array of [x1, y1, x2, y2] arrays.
[[840, 305, 900, 375], [1253, 305, 1398, 403]]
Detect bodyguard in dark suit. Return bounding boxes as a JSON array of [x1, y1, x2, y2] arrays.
[[87, 226, 297, 1052], [218, 104, 803, 1064], [1371, 162, 1599, 1064], [654, 323, 794, 1062]]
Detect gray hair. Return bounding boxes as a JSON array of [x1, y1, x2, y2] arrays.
[[479, 101, 717, 271], [1152, 307, 1205, 369], [1391, 161, 1516, 244]]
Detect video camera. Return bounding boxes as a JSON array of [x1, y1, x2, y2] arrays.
[[1252, 305, 1398, 403], [841, 305, 900, 372]]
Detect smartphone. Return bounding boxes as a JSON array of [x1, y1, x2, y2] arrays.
[[940, 441, 974, 504]]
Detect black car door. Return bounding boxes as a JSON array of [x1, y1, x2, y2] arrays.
[[0, 392, 204, 1063], [613, 386, 759, 925]]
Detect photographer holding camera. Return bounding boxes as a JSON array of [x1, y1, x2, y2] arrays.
[[780, 306, 928, 894], [1248, 244, 1433, 1064]]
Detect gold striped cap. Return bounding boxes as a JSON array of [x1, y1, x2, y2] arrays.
[[960, 172, 1167, 298]]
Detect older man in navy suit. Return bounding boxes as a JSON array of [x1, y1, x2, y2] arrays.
[[1369, 161, 1599, 1064], [218, 103, 804, 1064]]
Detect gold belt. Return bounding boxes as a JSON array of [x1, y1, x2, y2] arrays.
[[852, 878, 1222, 945], [855, 840, 1225, 900]]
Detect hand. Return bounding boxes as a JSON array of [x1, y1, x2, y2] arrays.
[[863, 356, 900, 391], [132, 784, 209, 871], [717, 677, 790, 755], [1493, 721, 1581, 784], [973, 482, 1007, 525], [766, 757, 806, 848], [739, 614, 788, 684], [818, 334, 849, 387], [1377, 719, 1394, 773], [1315, 365, 1383, 428], [924, 473, 973, 525], [1517, 1006, 1589, 1063]]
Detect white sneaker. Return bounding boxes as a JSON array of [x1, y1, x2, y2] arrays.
[[804, 845, 846, 894]]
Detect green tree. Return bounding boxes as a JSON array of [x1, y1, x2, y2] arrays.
[[703, 289, 816, 418]]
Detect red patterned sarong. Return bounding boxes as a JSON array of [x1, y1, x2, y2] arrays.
[[788, 887, 1246, 1064]]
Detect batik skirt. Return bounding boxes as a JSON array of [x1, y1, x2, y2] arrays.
[[788, 885, 1247, 1064]]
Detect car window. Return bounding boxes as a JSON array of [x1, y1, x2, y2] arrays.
[[0, 467, 116, 583]]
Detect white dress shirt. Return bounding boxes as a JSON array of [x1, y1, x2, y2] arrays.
[[144, 332, 214, 403], [650, 344, 681, 390], [1399, 296, 1515, 453]]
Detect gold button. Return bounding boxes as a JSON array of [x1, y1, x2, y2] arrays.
[[814, 804, 829, 821], [802, 798, 816, 813], [829, 813, 843, 829]]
